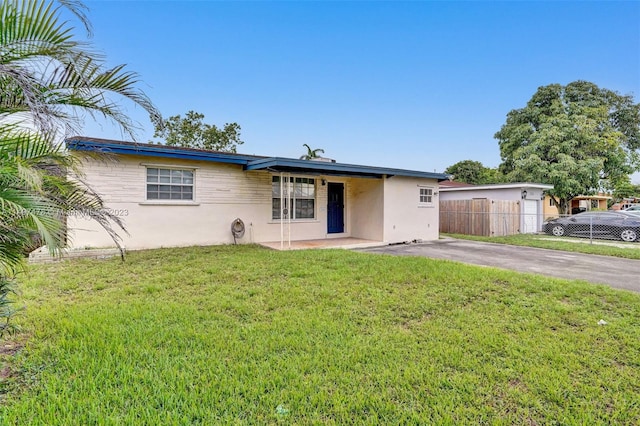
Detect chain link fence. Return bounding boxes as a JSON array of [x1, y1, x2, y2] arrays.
[[542, 211, 640, 243]]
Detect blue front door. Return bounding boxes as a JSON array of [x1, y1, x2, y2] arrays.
[[327, 182, 344, 234]]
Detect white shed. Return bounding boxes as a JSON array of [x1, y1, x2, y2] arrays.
[[439, 182, 554, 235]]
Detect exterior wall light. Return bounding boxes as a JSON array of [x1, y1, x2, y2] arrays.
[[521, 190, 528, 199]]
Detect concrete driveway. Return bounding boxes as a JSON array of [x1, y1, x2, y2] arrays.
[[358, 238, 640, 293]]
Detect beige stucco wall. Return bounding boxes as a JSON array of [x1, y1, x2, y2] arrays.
[[543, 196, 560, 217], [68, 154, 440, 249], [544, 195, 611, 217], [70, 155, 342, 249], [383, 176, 439, 242], [68, 154, 272, 249], [350, 178, 384, 241]]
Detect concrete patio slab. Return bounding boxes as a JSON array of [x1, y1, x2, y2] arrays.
[[260, 237, 383, 251]]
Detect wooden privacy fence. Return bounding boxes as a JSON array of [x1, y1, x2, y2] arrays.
[[440, 199, 521, 236]]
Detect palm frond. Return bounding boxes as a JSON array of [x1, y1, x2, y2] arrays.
[[41, 59, 161, 137], [0, 1, 159, 139], [0, 187, 65, 274], [57, 0, 92, 36], [0, 1, 155, 276], [0, 124, 128, 275]]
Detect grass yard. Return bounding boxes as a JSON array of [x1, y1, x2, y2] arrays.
[[445, 233, 640, 260], [1, 245, 639, 424]]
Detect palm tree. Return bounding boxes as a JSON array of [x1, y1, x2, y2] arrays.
[[0, 0, 160, 279], [0, 124, 131, 336], [0, 0, 162, 137], [0, 125, 127, 276], [300, 143, 325, 160]]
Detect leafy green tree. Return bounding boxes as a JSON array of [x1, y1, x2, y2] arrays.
[[496, 81, 640, 214], [444, 160, 505, 184], [153, 111, 244, 153], [612, 179, 640, 201], [300, 144, 325, 160], [1, 0, 158, 285], [484, 168, 507, 184]]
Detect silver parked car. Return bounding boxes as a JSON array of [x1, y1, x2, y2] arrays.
[[543, 211, 640, 242]]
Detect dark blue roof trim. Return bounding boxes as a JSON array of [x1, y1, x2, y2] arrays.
[[66, 138, 259, 165], [245, 158, 449, 180], [66, 137, 450, 181]]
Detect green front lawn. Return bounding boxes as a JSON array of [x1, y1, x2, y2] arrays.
[[1, 245, 639, 424]]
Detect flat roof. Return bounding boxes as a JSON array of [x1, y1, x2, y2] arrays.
[[439, 182, 554, 191], [67, 137, 450, 181], [573, 195, 612, 200]]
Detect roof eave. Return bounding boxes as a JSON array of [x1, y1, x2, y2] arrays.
[[245, 157, 449, 180], [66, 138, 255, 165], [66, 138, 450, 180]]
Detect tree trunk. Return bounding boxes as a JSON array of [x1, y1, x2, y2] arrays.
[[558, 198, 570, 215]]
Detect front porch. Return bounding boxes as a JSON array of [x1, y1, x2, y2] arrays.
[[259, 237, 383, 251]]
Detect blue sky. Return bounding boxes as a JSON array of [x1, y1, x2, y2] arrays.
[[80, 1, 640, 180]]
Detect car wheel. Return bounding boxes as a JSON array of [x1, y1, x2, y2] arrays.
[[620, 229, 638, 242], [551, 225, 566, 237]]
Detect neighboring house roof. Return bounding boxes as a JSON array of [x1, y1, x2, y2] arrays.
[[439, 182, 554, 192], [439, 180, 475, 188], [571, 194, 612, 201], [67, 137, 450, 181]]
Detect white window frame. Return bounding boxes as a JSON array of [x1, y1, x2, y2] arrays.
[[272, 175, 316, 220], [145, 166, 195, 202], [418, 186, 434, 207]]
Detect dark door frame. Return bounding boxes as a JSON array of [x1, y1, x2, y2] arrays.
[[327, 182, 345, 234]]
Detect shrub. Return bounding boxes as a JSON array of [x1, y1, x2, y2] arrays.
[[0, 276, 21, 338]]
